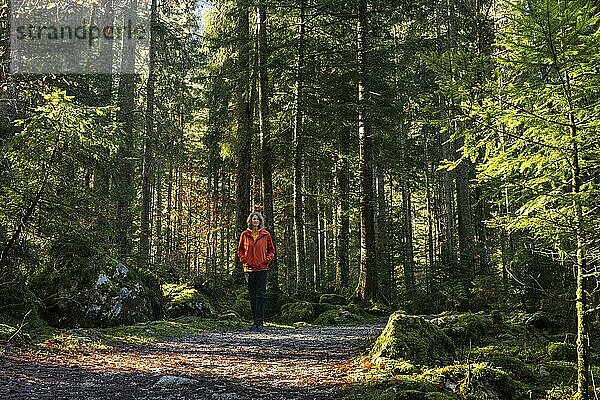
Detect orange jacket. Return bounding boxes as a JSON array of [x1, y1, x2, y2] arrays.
[[237, 229, 275, 272]]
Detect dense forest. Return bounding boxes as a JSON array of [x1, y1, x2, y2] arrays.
[[1, 0, 599, 399]]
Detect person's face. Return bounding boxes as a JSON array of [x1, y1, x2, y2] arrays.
[[251, 215, 261, 228]]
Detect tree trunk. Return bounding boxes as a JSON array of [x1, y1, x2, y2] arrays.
[[401, 177, 415, 291], [317, 193, 325, 290], [571, 114, 589, 400], [115, 1, 137, 257], [0, 1, 16, 274], [305, 169, 318, 289], [425, 136, 435, 293], [166, 162, 173, 263], [336, 130, 350, 292], [140, 0, 158, 261], [376, 168, 390, 299], [356, 0, 377, 304], [293, 0, 307, 293], [235, 0, 253, 280], [440, 126, 456, 268], [456, 155, 475, 281], [257, 2, 279, 290], [155, 160, 163, 265]]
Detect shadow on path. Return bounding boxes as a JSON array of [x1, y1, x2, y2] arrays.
[[0, 324, 385, 400]]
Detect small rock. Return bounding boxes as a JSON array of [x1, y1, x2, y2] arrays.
[[537, 365, 550, 377], [96, 274, 109, 286], [153, 375, 199, 388]]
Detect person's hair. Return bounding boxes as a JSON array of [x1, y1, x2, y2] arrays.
[[246, 211, 265, 230]]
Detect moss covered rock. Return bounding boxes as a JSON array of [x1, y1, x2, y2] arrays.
[[231, 291, 252, 321], [423, 363, 521, 400], [477, 352, 534, 382], [547, 342, 576, 362], [314, 308, 362, 325], [348, 376, 452, 400], [30, 239, 164, 328], [265, 289, 295, 319], [431, 312, 489, 346], [162, 283, 215, 318], [525, 311, 560, 333], [278, 301, 315, 323], [319, 293, 347, 305], [370, 311, 455, 364]]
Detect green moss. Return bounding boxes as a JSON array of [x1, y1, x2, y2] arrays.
[[313, 308, 362, 325], [435, 312, 488, 346], [537, 362, 577, 386], [278, 301, 315, 323], [231, 298, 252, 321], [547, 342, 576, 362], [162, 283, 198, 304], [545, 386, 577, 400], [370, 311, 455, 364], [162, 283, 215, 318], [373, 357, 420, 375], [348, 375, 441, 400], [472, 345, 535, 382], [265, 289, 295, 319], [426, 393, 457, 400], [319, 293, 347, 305], [422, 363, 521, 400]]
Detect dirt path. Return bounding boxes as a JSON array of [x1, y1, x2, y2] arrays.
[[0, 324, 384, 400]]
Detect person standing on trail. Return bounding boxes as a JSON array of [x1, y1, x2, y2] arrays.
[[237, 211, 275, 332]]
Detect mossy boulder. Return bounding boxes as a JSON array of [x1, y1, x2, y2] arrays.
[[265, 289, 295, 319], [374, 358, 421, 375], [278, 301, 314, 323], [431, 312, 489, 346], [547, 342, 576, 362], [231, 291, 252, 321], [30, 238, 164, 328], [473, 349, 534, 382], [349, 376, 452, 400], [370, 311, 455, 364], [422, 363, 521, 400], [162, 283, 215, 318], [314, 308, 362, 325], [537, 362, 577, 385], [525, 311, 560, 333], [319, 293, 347, 305], [393, 391, 456, 400]]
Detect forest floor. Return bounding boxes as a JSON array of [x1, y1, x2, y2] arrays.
[[0, 322, 385, 400]]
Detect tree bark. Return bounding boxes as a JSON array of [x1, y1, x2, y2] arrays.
[[356, 0, 377, 304], [293, 0, 307, 293], [401, 177, 415, 291], [571, 112, 589, 400], [456, 154, 475, 281], [336, 131, 350, 292], [305, 169, 318, 289], [235, 0, 253, 280], [140, 0, 158, 261], [115, 1, 137, 257], [376, 168, 390, 299], [257, 2, 279, 290]]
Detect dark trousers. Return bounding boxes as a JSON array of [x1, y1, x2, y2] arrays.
[[246, 270, 267, 326]]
